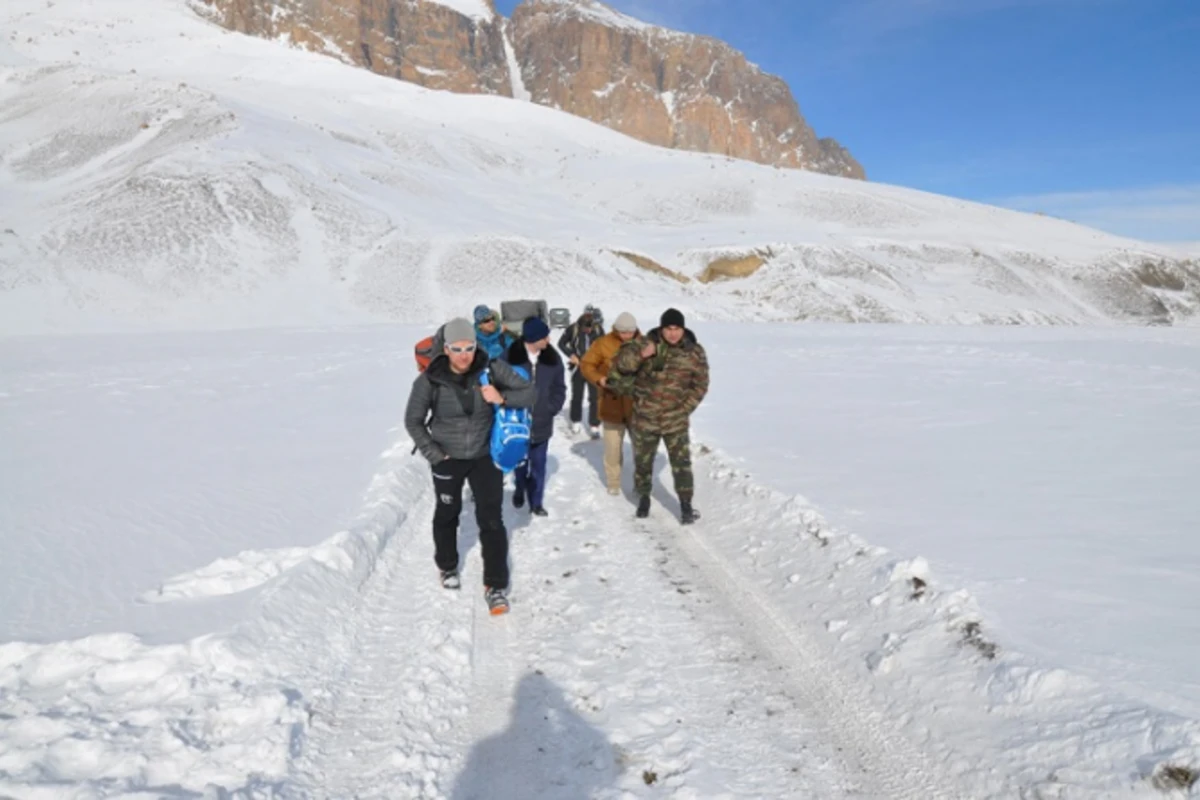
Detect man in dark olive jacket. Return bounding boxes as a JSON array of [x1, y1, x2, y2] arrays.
[[612, 308, 709, 525], [405, 317, 535, 613]]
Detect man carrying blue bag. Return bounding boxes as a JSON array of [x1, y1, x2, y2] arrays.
[[504, 317, 567, 518], [404, 317, 535, 615]]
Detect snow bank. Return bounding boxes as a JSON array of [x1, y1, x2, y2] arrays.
[[0, 420, 436, 795], [687, 443, 1200, 797], [0, 633, 303, 795]]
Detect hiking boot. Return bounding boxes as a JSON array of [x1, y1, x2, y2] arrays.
[[485, 586, 510, 616], [531, 506, 549, 517], [440, 568, 461, 590], [513, 489, 525, 509], [680, 501, 699, 526], [636, 495, 651, 518]]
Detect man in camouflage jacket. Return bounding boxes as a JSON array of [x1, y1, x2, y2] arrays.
[[612, 307, 709, 524]]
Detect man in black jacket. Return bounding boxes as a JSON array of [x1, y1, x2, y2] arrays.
[[404, 317, 535, 613], [557, 306, 603, 436], [506, 317, 567, 517]]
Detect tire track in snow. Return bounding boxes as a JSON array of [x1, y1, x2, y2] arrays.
[[464, 590, 517, 741], [633, 452, 963, 799], [281, 419, 961, 798], [492, 427, 857, 798], [283, 454, 530, 798], [282, 428, 850, 798]]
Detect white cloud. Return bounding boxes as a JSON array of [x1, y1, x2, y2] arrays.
[[994, 184, 1200, 243]]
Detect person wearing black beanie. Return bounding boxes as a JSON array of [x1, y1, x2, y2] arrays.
[[609, 308, 710, 525], [660, 308, 686, 329]]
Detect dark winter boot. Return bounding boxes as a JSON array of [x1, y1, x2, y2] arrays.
[[440, 568, 461, 590], [636, 495, 651, 519], [513, 489, 525, 509], [680, 501, 698, 526]]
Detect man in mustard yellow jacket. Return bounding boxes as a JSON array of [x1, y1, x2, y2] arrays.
[[580, 312, 640, 495]]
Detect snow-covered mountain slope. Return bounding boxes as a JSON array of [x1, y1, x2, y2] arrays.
[[1, 0, 1197, 335]]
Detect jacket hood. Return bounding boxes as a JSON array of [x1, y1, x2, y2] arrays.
[[506, 339, 563, 369], [427, 349, 488, 383], [475, 324, 508, 342]]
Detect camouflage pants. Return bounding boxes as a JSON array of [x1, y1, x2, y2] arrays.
[[631, 428, 693, 502]]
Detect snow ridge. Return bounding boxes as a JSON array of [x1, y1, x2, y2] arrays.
[[535, 0, 659, 33], [424, 0, 495, 22]]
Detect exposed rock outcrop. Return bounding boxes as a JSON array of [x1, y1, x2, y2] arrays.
[[202, 0, 513, 96], [200, 0, 864, 177], [510, 0, 864, 178]]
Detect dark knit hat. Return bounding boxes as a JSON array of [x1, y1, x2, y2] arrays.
[[660, 308, 686, 329], [523, 316, 551, 343]]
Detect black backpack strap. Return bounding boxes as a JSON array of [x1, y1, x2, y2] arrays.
[[412, 381, 441, 456], [429, 383, 441, 421]]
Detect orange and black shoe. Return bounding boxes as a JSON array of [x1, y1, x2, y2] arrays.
[[484, 586, 510, 616]]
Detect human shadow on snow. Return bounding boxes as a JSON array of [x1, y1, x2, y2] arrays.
[[568, 437, 679, 518], [449, 671, 619, 800], [454, 430, 682, 590]]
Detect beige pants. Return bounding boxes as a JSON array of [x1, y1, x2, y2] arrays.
[[602, 422, 628, 491]]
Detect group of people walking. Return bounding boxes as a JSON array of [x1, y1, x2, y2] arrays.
[[404, 304, 710, 614]]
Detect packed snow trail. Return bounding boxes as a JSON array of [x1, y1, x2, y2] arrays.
[[286, 481, 473, 796], [6, 329, 1200, 798], [279, 420, 962, 798]]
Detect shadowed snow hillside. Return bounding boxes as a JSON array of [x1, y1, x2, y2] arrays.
[[1, 0, 1198, 334]]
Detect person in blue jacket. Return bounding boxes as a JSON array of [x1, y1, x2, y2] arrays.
[[474, 305, 514, 361], [504, 317, 567, 517]]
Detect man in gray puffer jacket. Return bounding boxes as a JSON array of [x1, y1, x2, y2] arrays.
[[405, 317, 535, 612]]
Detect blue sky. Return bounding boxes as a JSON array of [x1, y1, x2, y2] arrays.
[[494, 0, 1200, 242]]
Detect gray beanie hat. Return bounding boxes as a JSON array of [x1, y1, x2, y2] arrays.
[[443, 317, 476, 346], [613, 311, 637, 333]]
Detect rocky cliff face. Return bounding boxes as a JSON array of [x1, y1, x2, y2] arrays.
[[200, 0, 863, 178], [509, 0, 863, 179], [201, 0, 513, 96]]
